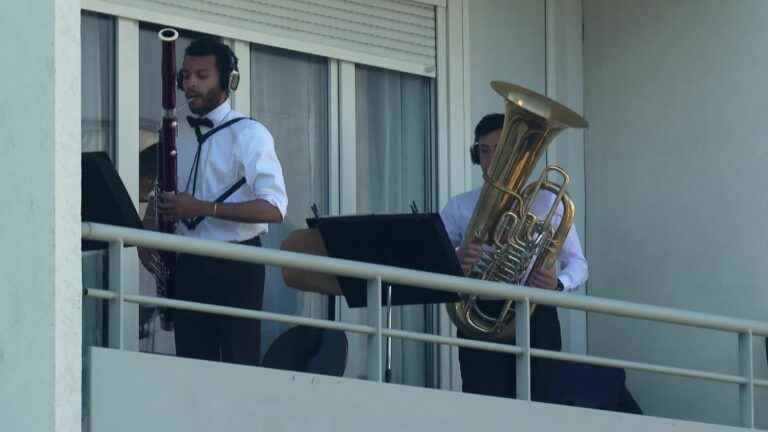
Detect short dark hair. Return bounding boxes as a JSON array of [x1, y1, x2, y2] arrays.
[[474, 113, 505, 143], [184, 37, 238, 91]]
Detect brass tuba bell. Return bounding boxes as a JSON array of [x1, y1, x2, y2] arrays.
[[446, 82, 588, 341]]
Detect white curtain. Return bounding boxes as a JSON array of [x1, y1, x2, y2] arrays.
[[81, 11, 115, 349], [340, 65, 435, 385], [251, 44, 330, 355], [81, 12, 115, 155]]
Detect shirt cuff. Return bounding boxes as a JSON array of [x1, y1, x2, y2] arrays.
[[557, 275, 574, 292]]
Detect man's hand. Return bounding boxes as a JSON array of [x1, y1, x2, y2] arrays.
[[157, 192, 210, 219], [456, 240, 483, 275], [526, 265, 559, 290]]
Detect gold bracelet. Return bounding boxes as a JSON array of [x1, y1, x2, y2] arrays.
[[213, 202, 218, 217]]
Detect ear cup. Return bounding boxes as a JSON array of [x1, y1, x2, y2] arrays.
[[228, 69, 240, 92], [470, 144, 480, 165], [216, 50, 239, 92], [177, 70, 184, 91], [222, 51, 239, 92]]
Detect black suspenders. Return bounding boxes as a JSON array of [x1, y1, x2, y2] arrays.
[[182, 117, 252, 230]]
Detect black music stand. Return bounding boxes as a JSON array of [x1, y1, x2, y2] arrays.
[[82, 151, 143, 251], [310, 213, 462, 307], [310, 213, 463, 382]]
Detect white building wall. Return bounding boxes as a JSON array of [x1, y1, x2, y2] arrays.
[[0, 1, 82, 431], [469, 0, 546, 180], [584, 0, 768, 428]]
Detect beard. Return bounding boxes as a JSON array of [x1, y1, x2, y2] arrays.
[[187, 87, 225, 116]]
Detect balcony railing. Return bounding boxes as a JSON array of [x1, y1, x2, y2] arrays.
[[82, 221, 768, 429]]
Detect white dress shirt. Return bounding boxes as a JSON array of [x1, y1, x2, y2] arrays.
[[440, 187, 588, 291], [175, 99, 288, 242]]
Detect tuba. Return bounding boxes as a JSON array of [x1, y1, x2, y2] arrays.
[[446, 82, 588, 341]]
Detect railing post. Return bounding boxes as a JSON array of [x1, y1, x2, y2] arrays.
[[108, 239, 124, 349], [367, 277, 383, 382], [738, 331, 754, 428], [515, 298, 531, 401]]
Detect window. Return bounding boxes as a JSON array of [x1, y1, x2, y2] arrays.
[[251, 44, 330, 354], [342, 65, 436, 385], [81, 11, 115, 350]]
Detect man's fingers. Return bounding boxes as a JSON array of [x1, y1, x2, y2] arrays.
[[456, 241, 485, 275], [457, 246, 479, 258], [159, 192, 179, 203], [157, 206, 178, 219], [526, 267, 558, 290], [157, 200, 176, 211]]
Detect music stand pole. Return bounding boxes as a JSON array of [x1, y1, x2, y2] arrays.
[[385, 283, 393, 383]]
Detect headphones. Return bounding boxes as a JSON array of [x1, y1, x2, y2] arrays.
[[470, 143, 480, 165], [177, 43, 240, 94]]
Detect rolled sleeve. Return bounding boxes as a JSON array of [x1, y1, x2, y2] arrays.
[[557, 225, 589, 291], [238, 122, 288, 218], [440, 198, 464, 248], [534, 190, 588, 291]]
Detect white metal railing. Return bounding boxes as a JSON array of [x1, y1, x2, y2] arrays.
[[82, 222, 768, 429]]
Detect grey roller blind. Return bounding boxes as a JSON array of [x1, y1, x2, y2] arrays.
[[85, 0, 437, 76]]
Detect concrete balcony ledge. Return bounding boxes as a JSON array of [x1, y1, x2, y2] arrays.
[[88, 348, 751, 432]]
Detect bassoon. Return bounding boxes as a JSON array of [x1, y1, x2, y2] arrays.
[[154, 27, 180, 329]]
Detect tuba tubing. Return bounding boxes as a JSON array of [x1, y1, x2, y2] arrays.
[[446, 82, 587, 341]]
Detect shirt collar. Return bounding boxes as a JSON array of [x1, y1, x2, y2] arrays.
[[196, 99, 231, 126]]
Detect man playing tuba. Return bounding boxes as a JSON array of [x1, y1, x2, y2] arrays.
[[440, 113, 588, 400]]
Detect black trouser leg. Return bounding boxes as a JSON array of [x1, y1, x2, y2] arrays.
[[172, 237, 265, 366], [173, 253, 220, 361], [218, 256, 264, 366], [529, 305, 563, 402], [458, 304, 562, 401]]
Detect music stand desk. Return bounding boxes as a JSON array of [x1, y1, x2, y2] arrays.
[[310, 213, 463, 308], [82, 151, 143, 251]]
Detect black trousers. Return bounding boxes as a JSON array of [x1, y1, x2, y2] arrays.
[[171, 236, 264, 366], [459, 303, 562, 401]]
